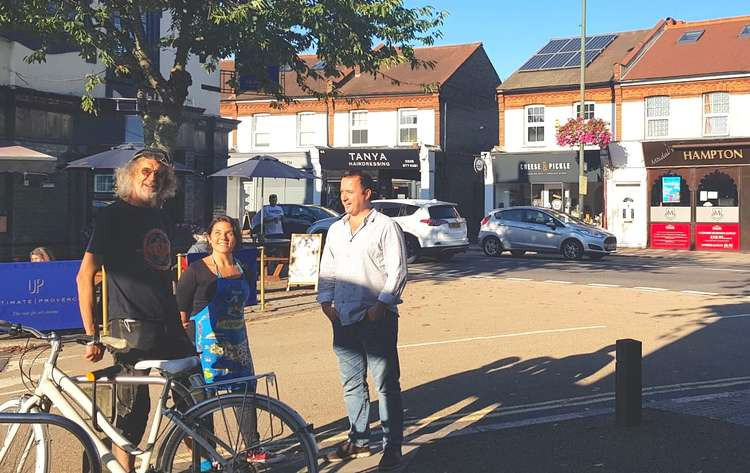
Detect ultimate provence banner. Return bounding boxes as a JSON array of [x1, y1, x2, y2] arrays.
[[0, 261, 82, 330]]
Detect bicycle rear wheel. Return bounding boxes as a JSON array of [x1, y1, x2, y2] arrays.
[[0, 398, 49, 473], [158, 393, 318, 473]]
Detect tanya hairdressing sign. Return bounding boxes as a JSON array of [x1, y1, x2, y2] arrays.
[[643, 140, 750, 168], [319, 148, 420, 170]]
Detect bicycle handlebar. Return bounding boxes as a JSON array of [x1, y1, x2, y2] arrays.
[[0, 320, 93, 345]]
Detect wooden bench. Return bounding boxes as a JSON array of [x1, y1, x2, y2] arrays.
[[261, 256, 289, 281]]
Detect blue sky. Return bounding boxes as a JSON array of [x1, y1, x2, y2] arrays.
[[409, 1, 749, 80]]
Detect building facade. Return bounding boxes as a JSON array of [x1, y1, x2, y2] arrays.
[[221, 43, 500, 238], [613, 16, 750, 251], [0, 12, 234, 260]]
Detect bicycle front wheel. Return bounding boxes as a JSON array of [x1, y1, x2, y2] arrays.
[[157, 393, 318, 473], [0, 397, 50, 473]]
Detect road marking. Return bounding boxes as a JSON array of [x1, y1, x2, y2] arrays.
[[543, 280, 573, 284], [398, 325, 607, 349], [588, 283, 621, 288], [633, 286, 669, 292], [505, 277, 532, 281], [702, 267, 750, 273], [681, 290, 719, 296], [707, 313, 750, 319]]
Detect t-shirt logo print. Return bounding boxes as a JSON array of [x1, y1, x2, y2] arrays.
[[142, 228, 171, 270]]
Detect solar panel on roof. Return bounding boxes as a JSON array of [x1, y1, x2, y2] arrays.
[[538, 39, 571, 54], [518, 34, 618, 72]]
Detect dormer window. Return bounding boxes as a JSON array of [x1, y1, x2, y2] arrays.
[[678, 30, 703, 43], [741, 25, 750, 39]]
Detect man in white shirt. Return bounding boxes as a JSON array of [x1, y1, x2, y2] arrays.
[[317, 170, 408, 471], [252, 194, 284, 237]]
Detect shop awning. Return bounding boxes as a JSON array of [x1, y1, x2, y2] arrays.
[[0, 144, 57, 174], [490, 150, 602, 184]]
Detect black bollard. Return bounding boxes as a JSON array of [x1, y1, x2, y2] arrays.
[[615, 338, 642, 427]]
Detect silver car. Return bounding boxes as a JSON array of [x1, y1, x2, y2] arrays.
[[478, 206, 617, 260]]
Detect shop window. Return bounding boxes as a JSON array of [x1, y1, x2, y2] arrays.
[[574, 102, 595, 120], [94, 174, 115, 193], [351, 111, 368, 145], [124, 114, 144, 143], [525, 105, 545, 144], [253, 114, 271, 147], [698, 171, 738, 207], [703, 92, 729, 136], [645, 96, 669, 138], [297, 112, 316, 146], [650, 174, 690, 207], [398, 109, 418, 145]]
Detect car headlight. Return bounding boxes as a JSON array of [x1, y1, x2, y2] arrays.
[[575, 228, 603, 238]]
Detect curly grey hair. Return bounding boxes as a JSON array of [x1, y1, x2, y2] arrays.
[[115, 154, 177, 206]]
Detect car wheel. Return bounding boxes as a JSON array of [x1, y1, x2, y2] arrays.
[[561, 239, 584, 260], [482, 237, 503, 257], [510, 250, 525, 257], [589, 254, 606, 260], [405, 235, 421, 264]]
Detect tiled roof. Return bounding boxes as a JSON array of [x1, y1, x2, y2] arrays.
[[500, 29, 651, 92], [220, 42, 485, 101], [339, 42, 484, 96], [622, 16, 750, 81]]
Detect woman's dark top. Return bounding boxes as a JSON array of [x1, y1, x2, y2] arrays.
[[176, 259, 252, 316]]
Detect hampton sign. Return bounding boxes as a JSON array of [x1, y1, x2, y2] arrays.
[[643, 140, 750, 168], [319, 148, 420, 171]]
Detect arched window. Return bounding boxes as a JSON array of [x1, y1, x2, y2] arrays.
[[698, 171, 738, 207], [650, 173, 690, 207]]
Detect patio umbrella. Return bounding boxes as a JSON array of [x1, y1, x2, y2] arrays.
[[66, 143, 193, 173], [0, 143, 57, 174], [209, 155, 315, 238]]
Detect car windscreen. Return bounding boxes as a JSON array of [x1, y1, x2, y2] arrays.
[[546, 209, 584, 225], [309, 207, 338, 220], [428, 205, 460, 219]]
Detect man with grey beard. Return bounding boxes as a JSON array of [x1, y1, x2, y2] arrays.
[[76, 148, 193, 472]]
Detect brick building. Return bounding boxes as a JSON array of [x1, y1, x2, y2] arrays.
[[220, 43, 500, 238]]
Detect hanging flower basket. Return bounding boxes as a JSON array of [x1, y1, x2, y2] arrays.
[[556, 117, 612, 149]]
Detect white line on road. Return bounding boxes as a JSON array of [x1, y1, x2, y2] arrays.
[[543, 280, 573, 284], [587, 283, 621, 288], [681, 290, 719, 296], [398, 325, 607, 349], [702, 267, 750, 273], [707, 313, 750, 319], [633, 286, 669, 292], [505, 277, 532, 281]]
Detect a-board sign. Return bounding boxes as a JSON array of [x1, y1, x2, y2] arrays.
[[287, 233, 323, 291]]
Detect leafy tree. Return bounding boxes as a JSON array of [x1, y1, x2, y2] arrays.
[[4, 1, 445, 153]]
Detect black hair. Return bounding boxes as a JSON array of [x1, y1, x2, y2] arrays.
[[341, 169, 376, 194]]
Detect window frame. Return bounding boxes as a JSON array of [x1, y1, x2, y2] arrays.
[[525, 105, 545, 145], [253, 113, 271, 148], [94, 174, 115, 193], [297, 112, 316, 147], [398, 108, 419, 145], [573, 101, 595, 120], [350, 110, 368, 146], [645, 96, 670, 138], [703, 92, 730, 137]]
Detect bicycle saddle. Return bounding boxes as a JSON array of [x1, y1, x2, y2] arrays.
[[134, 356, 199, 374]]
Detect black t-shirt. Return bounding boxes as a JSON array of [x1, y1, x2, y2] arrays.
[[87, 200, 177, 322], [176, 259, 252, 316]]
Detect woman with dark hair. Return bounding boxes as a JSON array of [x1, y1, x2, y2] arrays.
[[175, 216, 281, 465], [30, 247, 55, 262]]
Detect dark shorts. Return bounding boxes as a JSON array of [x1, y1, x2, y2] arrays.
[[112, 339, 196, 445]]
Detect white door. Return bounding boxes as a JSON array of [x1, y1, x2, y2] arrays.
[[612, 183, 644, 247]]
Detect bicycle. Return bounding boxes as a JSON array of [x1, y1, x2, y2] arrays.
[[0, 320, 319, 473]]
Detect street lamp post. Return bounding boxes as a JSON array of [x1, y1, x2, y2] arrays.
[[578, 0, 587, 217]]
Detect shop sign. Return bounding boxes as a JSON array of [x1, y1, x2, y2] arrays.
[[695, 206, 739, 223], [492, 151, 583, 183], [695, 223, 739, 251], [643, 140, 750, 168], [319, 148, 420, 170], [649, 206, 691, 223], [650, 223, 691, 250]]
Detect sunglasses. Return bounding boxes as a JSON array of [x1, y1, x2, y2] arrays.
[[131, 148, 173, 167]]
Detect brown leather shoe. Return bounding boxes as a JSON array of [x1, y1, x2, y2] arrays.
[[378, 447, 402, 471], [325, 441, 372, 462]]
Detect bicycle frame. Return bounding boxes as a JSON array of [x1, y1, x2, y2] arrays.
[[0, 335, 182, 473]]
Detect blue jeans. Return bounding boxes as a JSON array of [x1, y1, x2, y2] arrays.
[[332, 312, 403, 450]]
